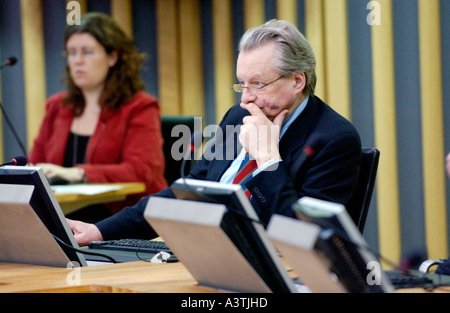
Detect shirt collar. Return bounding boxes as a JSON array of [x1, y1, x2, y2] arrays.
[[280, 94, 309, 139]]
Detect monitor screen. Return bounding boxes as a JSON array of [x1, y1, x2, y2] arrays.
[[0, 166, 87, 266], [170, 178, 296, 293], [293, 196, 393, 293]]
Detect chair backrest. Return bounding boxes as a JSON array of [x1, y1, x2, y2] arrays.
[[161, 115, 196, 185], [346, 147, 380, 233]]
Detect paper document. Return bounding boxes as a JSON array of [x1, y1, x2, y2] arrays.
[[52, 184, 122, 195]]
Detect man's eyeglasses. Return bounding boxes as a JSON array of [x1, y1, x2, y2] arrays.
[[232, 75, 285, 93]]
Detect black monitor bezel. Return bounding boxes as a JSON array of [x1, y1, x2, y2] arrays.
[[170, 178, 295, 293], [293, 196, 393, 293], [0, 166, 86, 266]]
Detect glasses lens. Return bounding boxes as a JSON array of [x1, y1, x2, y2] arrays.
[[232, 84, 243, 92]]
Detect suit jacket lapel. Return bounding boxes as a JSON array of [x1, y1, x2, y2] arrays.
[[279, 96, 319, 165], [206, 107, 248, 182], [207, 142, 241, 182]]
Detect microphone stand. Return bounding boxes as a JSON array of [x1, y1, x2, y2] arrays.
[[0, 100, 28, 157]]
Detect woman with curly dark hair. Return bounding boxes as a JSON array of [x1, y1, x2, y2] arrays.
[[29, 12, 167, 221]]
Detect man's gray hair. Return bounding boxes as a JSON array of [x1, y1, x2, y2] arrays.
[[238, 19, 316, 96]]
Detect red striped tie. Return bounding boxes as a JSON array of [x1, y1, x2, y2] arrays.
[[232, 152, 257, 198]]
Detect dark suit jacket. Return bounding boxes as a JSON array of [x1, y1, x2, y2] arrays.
[[97, 95, 361, 240]]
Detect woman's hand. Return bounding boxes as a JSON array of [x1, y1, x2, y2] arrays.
[[37, 163, 85, 183]]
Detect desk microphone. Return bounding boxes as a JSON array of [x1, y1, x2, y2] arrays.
[[0, 57, 17, 70], [0, 56, 28, 158], [290, 136, 324, 184], [0, 101, 28, 157], [180, 131, 203, 179], [0, 155, 27, 167]]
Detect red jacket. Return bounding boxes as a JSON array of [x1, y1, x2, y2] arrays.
[[29, 91, 168, 213]]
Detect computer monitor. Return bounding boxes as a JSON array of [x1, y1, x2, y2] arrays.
[[156, 178, 296, 293], [292, 196, 394, 293], [0, 166, 87, 266]]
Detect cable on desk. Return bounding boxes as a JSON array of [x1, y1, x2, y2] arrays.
[[52, 234, 118, 264]]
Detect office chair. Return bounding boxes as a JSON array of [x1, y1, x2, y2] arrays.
[[346, 147, 380, 234], [161, 115, 197, 185]]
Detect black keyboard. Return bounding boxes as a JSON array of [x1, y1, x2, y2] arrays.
[[384, 270, 434, 289], [88, 239, 172, 254]]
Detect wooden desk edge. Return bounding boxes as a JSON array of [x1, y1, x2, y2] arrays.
[[1, 261, 449, 293], [0, 261, 215, 293]]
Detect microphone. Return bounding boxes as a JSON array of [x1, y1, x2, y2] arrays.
[[0, 57, 18, 70], [397, 249, 428, 272], [0, 56, 27, 158], [180, 131, 203, 179], [290, 136, 324, 184], [0, 155, 27, 167], [0, 101, 28, 157]]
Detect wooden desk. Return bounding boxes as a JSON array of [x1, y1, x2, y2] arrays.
[[54, 182, 146, 215], [0, 261, 448, 294], [0, 261, 216, 293]]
